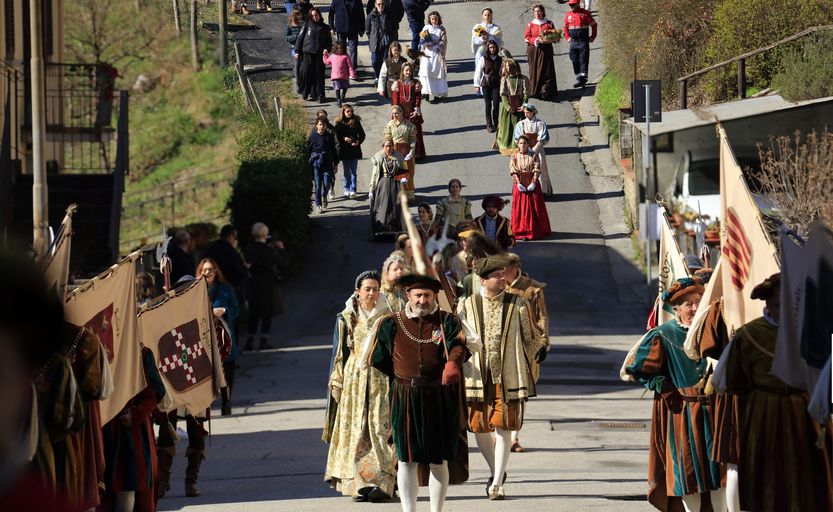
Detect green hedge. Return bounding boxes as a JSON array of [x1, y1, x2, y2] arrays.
[[772, 31, 833, 101], [596, 71, 627, 142], [227, 118, 310, 257]]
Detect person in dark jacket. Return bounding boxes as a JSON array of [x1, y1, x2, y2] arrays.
[[167, 230, 195, 284], [328, 0, 365, 69], [285, 8, 304, 87], [365, 0, 399, 79], [402, 0, 431, 51], [295, 7, 333, 102], [308, 116, 340, 213], [242, 222, 285, 351], [333, 104, 366, 199], [204, 225, 249, 308], [473, 39, 503, 132]]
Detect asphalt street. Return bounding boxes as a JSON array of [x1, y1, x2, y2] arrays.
[[160, 2, 653, 510]]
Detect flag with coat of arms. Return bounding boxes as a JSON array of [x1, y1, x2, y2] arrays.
[[717, 126, 780, 335], [139, 277, 225, 413], [42, 204, 77, 300], [64, 252, 146, 424], [646, 204, 691, 330]]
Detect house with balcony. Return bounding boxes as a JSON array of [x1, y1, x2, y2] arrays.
[[1, 0, 128, 274]]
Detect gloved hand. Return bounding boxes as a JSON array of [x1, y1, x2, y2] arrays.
[[400, 177, 408, 184], [527, 181, 536, 192], [659, 380, 684, 413], [442, 360, 461, 386], [516, 183, 526, 192], [404, 151, 414, 161], [535, 347, 548, 362]]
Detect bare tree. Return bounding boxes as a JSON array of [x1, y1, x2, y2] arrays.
[[64, 0, 170, 69], [755, 130, 833, 238]]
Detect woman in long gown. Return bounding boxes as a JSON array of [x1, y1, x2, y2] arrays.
[[391, 62, 426, 159], [509, 136, 550, 240], [382, 105, 417, 202], [496, 60, 529, 155], [418, 11, 448, 102], [513, 103, 553, 196], [369, 139, 406, 236], [524, 4, 558, 100], [324, 271, 397, 502], [294, 7, 332, 102]]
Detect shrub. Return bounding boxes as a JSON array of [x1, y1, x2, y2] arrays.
[[703, 0, 833, 102], [772, 31, 833, 101], [596, 71, 627, 142], [600, 0, 716, 109], [227, 119, 311, 258]]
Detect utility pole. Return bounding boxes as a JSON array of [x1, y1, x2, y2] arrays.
[[219, 0, 228, 67], [190, 0, 201, 71], [30, 0, 49, 257]]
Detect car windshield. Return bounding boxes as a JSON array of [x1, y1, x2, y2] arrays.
[[688, 159, 720, 195]]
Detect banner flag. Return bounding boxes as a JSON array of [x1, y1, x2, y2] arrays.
[[139, 278, 222, 413], [718, 126, 780, 335], [684, 258, 725, 360], [773, 222, 833, 392], [648, 205, 691, 329], [42, 204, 77, 300], [64, 253, 145, 424]]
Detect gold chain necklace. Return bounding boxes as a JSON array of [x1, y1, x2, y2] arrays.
[[396, 313, 441, 344]]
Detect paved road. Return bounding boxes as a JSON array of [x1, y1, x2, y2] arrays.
[[160, 3, 652, 511]]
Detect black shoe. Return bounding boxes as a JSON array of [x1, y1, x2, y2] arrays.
[[367, 487, 389, 502], [422, 94, 429, 101], [318, 96, 326, 103], [573, 80, 583, 88], [221, 401, 232, 416]]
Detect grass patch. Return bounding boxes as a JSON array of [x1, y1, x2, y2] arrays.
[[596, 70, 627, 142]]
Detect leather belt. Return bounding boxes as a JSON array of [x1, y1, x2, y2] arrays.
[[395, 376, 442, 388]]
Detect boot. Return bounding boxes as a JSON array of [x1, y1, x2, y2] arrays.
[[157, 446, 176, 499], [258, 337, 274, 350], [243, 336, 254, 352], [185, 448, 205, 497]]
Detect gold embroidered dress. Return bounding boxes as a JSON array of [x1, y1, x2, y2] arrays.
[[324, 297, 397, 497]]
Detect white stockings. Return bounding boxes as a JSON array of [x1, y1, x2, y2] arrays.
[[428, 462, 449, 512], [474, 428, 511, 486], [725, 464, 740, 512], [398, 462, 420, 512], [397, 461, 450, 512], [682, 489, 728, 512]]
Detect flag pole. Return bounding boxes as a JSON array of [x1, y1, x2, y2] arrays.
[[29, 0, 49, 258]]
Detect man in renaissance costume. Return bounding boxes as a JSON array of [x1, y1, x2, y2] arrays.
[[458, 255, 546, 500], [368, 274, 474, 512]]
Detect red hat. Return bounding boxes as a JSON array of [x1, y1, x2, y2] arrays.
[[568, 0, 581, 4]]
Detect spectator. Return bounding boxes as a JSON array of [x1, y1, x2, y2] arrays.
[[285, 9, 305, 89], [366, 0, 399, 80], [402, 0, 431, 51], [204, 224, 249, 314], [196, 258, 240, 416], [328, 0, 365, 69], [333, 104, 366, 198], [243, 223, 286, 351], [295, 7, 332, 103], [323, 42, 357, 108], [308, 116, 340, 213], [474, 39, 503, 133], [167, 230, 195, 284]]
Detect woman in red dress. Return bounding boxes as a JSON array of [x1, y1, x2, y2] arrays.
[[390, 61, 426, 160], [509, 135, 551, 240]]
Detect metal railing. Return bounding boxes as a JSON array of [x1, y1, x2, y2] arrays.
[[677, 25, 833, 109], [1, 60, 123, 173]]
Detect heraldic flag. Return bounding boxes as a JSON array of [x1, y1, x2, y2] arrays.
[[140, 277, 223, 413], [42, 204, 77, 300], [773, 222, 833, 392], [64, 252, 146, 424], [684, 257, 724, 360], [718, 126, 780, 335], [647, 204, 691, 329]]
